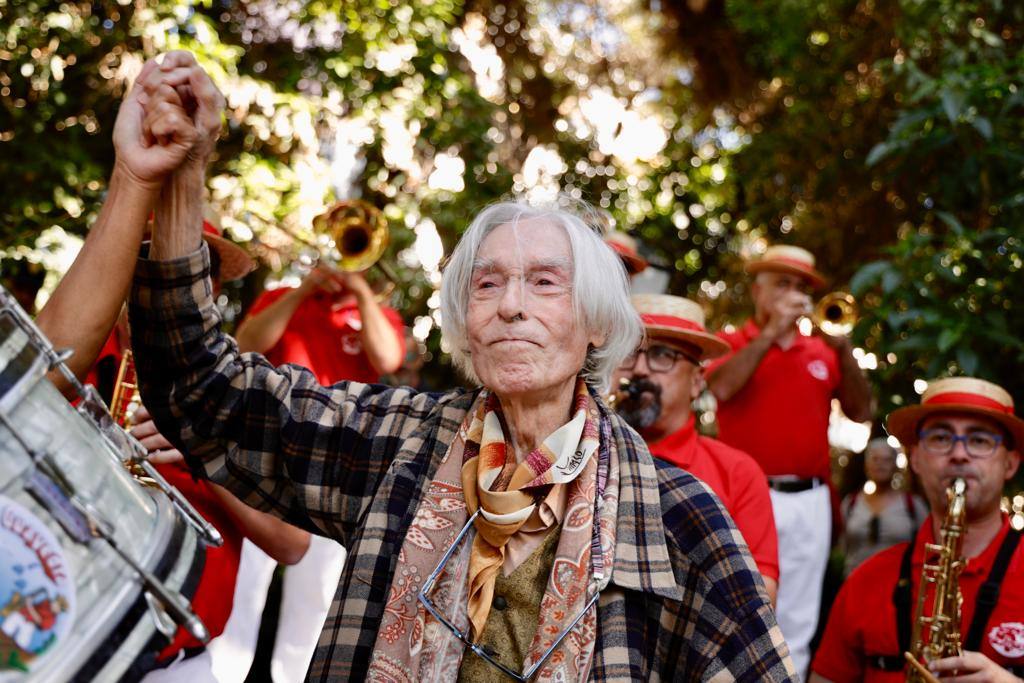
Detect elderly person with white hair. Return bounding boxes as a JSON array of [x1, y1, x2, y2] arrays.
[[131, 54, 796, 682]]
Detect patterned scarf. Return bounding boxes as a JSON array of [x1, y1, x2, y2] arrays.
[[367, 378, 619, 683]]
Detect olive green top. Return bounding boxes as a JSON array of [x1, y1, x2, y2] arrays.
[[457, 524, 563, 683]]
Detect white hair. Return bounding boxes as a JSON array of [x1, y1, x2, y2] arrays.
[[439, 198, 642, 393]]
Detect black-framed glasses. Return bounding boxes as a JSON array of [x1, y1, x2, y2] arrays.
[[918, 428, 1004, 459], [618, 344, 698, 373], [417, 510, 600, 682]]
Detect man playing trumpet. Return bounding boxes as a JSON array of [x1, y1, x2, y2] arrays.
[[707, 244, 873, 676], [811, 377, 1024, 682]]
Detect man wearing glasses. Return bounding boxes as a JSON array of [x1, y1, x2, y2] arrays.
[[707, 245, 873, 677], [611, 294, 779, 604], [811, 377, 1024, 682]]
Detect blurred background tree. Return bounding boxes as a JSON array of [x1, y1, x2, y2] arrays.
[[1, 0, 1022, 436]]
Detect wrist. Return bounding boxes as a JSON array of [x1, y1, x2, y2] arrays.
[[112, 159, 165, 195]]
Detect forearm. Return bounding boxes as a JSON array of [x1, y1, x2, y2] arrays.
[[150, 165, 204, 262], [37, 164, 159, 394], [354, 291, 403, 375], [211, 484, 311, 565], [836, 348, 872, 422], [234, 288, 307, 354], [707, 335, 772, 402], [129, 245, 402, 543]]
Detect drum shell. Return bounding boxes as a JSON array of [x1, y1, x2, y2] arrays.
[[0, 351, 202, 681]]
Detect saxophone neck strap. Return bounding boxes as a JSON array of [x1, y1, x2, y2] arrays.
[[964, 527, 1022, 651]]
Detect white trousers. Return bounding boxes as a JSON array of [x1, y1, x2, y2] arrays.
[[770, 484, 831, 681], [270, 535, 347, 682], [141, 539, 276, 683]]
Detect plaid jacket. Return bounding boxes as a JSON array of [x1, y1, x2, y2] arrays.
[[130, 245, 797, 682]]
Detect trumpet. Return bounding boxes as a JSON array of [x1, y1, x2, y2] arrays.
[[811, 291, 858, 337], [279, 200, 397, 298]]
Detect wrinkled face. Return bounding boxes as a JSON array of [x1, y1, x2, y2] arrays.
[[910, 413, 1020, 520], [466, 219, 601, 399], [611, 335, 701, 437], [752, 271, 812, 320], [865, 444, 898, 483]]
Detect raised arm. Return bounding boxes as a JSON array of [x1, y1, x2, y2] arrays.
[[131, 53, 427, 543], [707, 291, 806, 402], [36, 56, 200, 395], [341, 271, 404, 375], [822, 333, 873, 423]]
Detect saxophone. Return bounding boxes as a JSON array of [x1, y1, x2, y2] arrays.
[[905, 477, 967, 682]]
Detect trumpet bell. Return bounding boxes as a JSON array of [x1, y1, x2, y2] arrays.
[[812, 291, 858, 337], [313, 200, 389, 273]]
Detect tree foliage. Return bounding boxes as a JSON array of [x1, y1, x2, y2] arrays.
[[2, 0, 1022, 414]]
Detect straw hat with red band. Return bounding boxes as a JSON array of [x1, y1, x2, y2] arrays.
[[745, 245, 827, 291], [886, 377, 1024, 448], [201, 206, 255, 282], [605, 231, 648, 275], [632, 293, 730, 361]]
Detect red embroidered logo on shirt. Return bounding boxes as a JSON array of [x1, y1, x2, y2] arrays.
[[989, 622, 1024, 659], [807, 359, 829, 382]]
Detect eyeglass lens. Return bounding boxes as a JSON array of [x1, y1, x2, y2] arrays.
[[919, 428, 1001, 457]]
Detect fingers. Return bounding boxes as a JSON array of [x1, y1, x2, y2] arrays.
[[157, 50, 198, 71], [144, 100, 197, 149], [147, 449, 186, 466], [142, 84, 186, 145], [187, 64, 225, 138]]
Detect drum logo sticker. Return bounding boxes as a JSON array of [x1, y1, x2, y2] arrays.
[[989, 622, 1024, 659], [0, 495, 75, 674]]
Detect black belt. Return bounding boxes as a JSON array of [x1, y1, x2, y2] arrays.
[[767, 477, 823, 493]]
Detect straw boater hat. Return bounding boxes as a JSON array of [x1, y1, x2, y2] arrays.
[[632, 293, 730, 361], [201, 206, 255, 282], [605, 231, 648, 275], [745, 245, 826, 291], [886, 377, 1024, 448]]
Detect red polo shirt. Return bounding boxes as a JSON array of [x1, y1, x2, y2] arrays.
[[812, 515, 1024, 682], [708, 320, 840, 480], [649, 416, 780, 581], [245, 287, 404, 386]]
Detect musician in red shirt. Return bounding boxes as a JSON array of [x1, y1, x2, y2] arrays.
[[612, 294, 779, 603], [707, 244, 872, 676], [811, 377, 1024, 683]]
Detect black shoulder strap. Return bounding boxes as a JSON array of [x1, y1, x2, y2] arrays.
[[964, 528, 1022, 651], [893, 528, 918, 655]]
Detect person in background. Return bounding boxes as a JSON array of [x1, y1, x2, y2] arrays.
[[841, 438, 927, 576], [611, 293, 779, 604], [232, 242, 404, 681], [707, 244, 873, 677], [811, 377, 1024, 682], [604, 230, 648, 279]]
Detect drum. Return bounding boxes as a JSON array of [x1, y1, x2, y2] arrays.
[[0, 288, 207, 682]]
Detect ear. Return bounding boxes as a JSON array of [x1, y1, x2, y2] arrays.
[[691, 367, 705, 401], [1004, 448, 1021, 482], [908, 445, 923, 477]]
